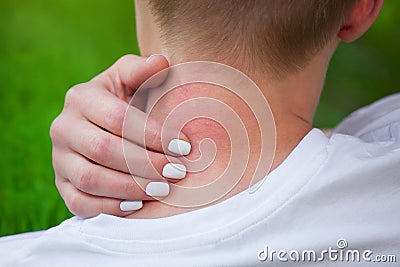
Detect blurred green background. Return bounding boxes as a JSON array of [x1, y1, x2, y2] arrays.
[[0, 1, 398, 236]]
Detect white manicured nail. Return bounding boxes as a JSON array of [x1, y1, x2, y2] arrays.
[[120, 200, 143, 212], [168, 139, 191, 155], [162, 163, 186, 179], [146, 54, 163, 62], [146, 182, 170, 197]]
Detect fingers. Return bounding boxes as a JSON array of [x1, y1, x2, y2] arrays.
[[124, 104, 191, 156], [112, 54, 170, 92], [50, 54, 189, 218], [53, 149, 161, 200], [56, 178, 142, 218], [94, 54, 170, 101], [54, 118, 186, 179], [67, 84, 132, 138], [54, 150, 173, 218], [64, 83, 191, 156]]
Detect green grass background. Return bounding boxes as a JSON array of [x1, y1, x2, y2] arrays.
[[0, 1, 399, 236]]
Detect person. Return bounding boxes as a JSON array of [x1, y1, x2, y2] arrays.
[[1, 0, 399, 266]]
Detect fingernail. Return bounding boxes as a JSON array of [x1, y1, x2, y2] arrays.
[[146, 54, 163, 63], [120, 200, 143, 212], [146, 182, 170, 197], [168, 139, 191, 156], [162, 163, 186, 179]]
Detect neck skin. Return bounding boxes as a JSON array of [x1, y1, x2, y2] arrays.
[[128, 1, 340, 219]]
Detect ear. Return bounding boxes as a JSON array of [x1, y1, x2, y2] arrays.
[[338, 0, 384, 43]]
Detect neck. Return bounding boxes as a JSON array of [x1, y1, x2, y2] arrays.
[[127, 45, 334, 219]]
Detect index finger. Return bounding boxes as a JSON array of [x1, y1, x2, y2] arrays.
[[92, 54, 170, 103], [75, 86, 190, 156]]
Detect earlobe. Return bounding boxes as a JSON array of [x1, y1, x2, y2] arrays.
[[338, 0, 384, 43]]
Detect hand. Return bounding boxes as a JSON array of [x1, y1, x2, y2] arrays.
[[50, 54, 191, 218]]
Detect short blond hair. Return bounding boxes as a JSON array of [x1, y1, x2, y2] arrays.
[[148, 0, 356, 78]]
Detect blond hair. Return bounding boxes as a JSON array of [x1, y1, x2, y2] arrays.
[[148, 0, 356, 78]]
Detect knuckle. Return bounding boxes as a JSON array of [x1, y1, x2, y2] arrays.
[[76, 164, 95, 192], [145, 120, 162, 150], [66, 194, 82, 216], [88, 133, 110, 159], [98, 199, 121, 217], [49, 116, 62, 141], [64, 83, 87, 107], [140, 158, 163, 180], [64, 86, 79, 106], [117, 54, 139, 65], [124, 181, 138, 197], [105, 105, 125, 134], [99, 198, 110, 215]]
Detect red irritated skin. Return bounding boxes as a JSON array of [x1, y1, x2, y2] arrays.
[[128, 83, 264, 219]]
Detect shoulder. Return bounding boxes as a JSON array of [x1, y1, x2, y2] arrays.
[[0, 217, 82, 266], [333, 93, 400, 143]]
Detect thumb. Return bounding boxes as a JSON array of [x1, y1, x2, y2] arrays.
[[93, 54, 170, 102]]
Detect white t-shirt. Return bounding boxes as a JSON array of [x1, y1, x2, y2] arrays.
[[1, 94, 399, 267]]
